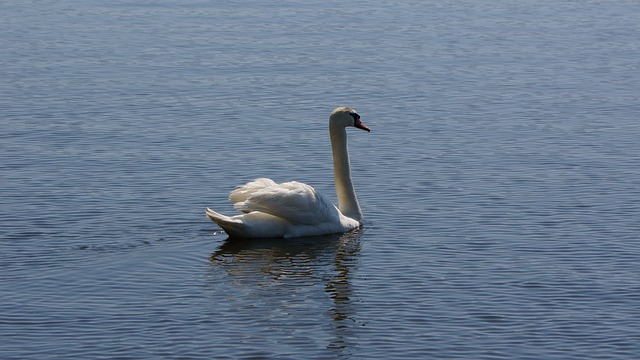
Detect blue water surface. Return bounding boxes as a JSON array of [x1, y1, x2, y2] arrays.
[[2, 0, 639, 359]]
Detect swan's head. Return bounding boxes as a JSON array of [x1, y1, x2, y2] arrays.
[[330, 107, 371, 132]]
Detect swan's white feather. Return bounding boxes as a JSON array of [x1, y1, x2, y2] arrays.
[[229, 177, 277, 204], [233, 180, 337, 225]]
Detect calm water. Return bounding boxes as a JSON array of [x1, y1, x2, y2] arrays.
[[2, 0, 640, 358]]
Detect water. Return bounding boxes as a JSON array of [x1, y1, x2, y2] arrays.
[[2, 0, 639, 358]]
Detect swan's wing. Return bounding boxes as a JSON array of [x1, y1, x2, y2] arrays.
[[229, 178, 278, 204], [234, 181, 340, 225]]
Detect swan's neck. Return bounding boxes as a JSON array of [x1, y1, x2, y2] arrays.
[[330, 123, 363, 222]]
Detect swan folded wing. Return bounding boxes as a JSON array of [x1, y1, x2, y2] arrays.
[[233, 181, 340, 225], [229, 178, 278, 204]]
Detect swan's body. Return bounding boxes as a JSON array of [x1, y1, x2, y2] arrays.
[[205, 107, 370, 238]]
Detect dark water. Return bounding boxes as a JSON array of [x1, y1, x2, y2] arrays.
[[2, 0, 640, 358]]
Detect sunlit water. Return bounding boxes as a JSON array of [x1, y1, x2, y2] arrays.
[[2, 0, 640, 358]]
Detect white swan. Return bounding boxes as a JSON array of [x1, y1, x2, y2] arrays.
[[205, 106, 370, 238]]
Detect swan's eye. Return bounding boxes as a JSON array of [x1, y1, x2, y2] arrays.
[[349, 112, 360, 121]]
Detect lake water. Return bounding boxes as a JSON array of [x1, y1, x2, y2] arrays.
[[2, 0, 639, 358]]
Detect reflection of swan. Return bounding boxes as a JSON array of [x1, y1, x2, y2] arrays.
[[205, 107, 370, 238], [210, 230, 362, 263], [208, 230, 363, 356]]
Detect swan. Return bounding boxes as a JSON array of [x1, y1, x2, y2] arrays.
[[205, 106, 370, 238]]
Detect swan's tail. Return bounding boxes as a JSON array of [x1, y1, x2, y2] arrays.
[[205, 208, 244, 237], [205, 207, 287, 238]]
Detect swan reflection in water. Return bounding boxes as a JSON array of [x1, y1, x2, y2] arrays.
[[209, 229, 363, 352]]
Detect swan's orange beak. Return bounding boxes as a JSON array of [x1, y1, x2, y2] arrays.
[[354, 119, 371, 132]]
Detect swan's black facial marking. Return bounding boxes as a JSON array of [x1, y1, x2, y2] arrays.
[[349, 112, 360, 121]]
